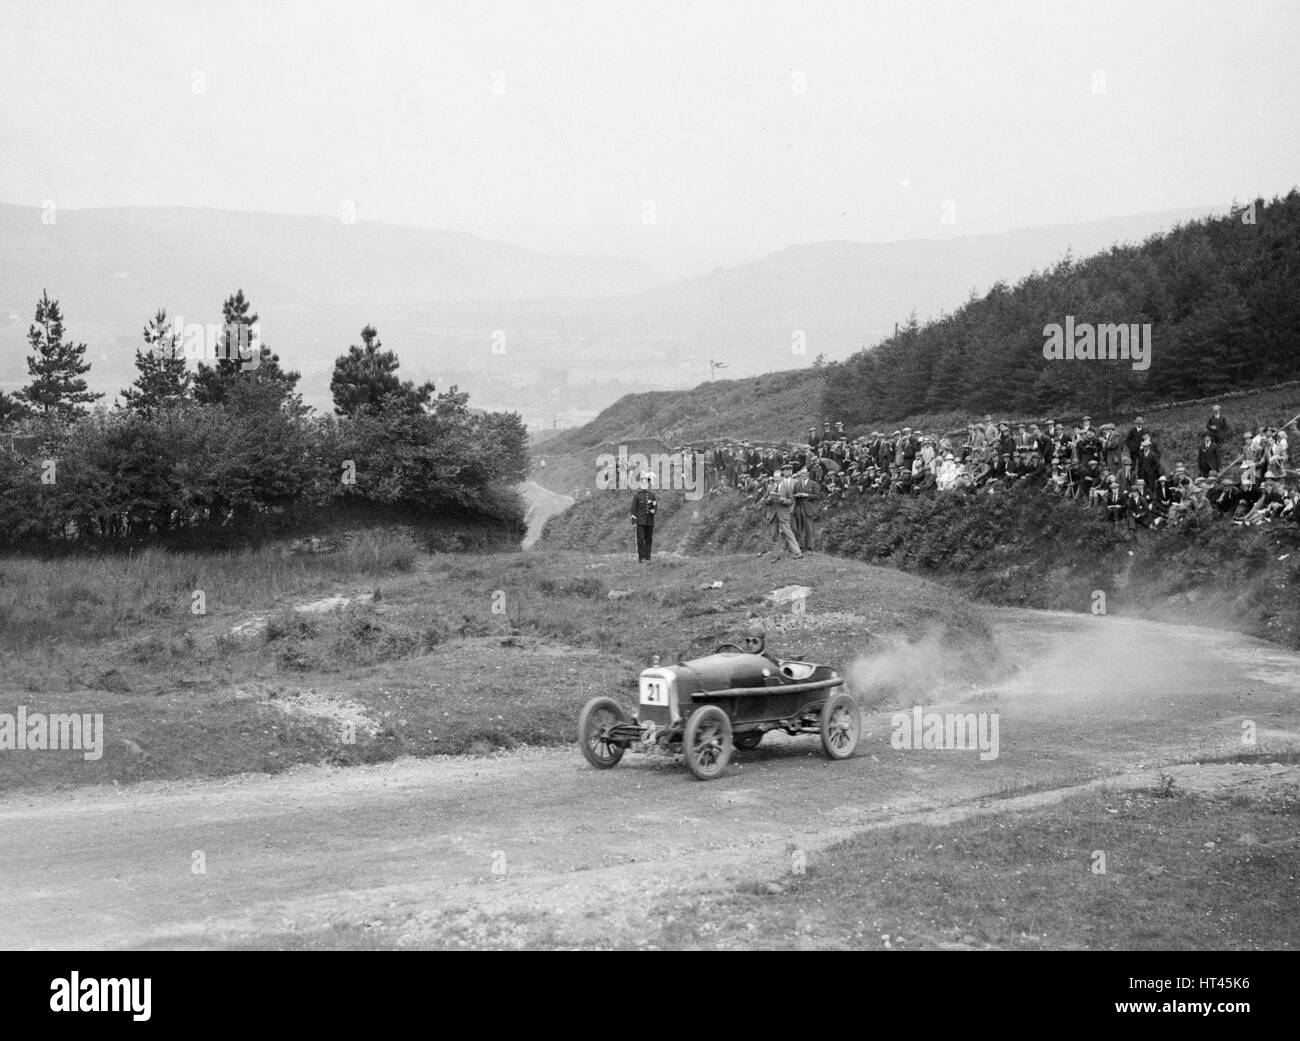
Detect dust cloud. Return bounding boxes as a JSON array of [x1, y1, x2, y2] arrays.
[[845, 625, 1002, 710], [981, 614, 1235, 712]]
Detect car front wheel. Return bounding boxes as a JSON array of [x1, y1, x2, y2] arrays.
[[819, 692, 859, 760], [578, 696, 628, 769], [683, 704, 733, 780]]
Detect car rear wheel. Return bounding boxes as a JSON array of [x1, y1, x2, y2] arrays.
[[683, 705, 733, 781], [578, 696, 628, 769], [819, 692, 859, 760], [733, 730, 764, 751]]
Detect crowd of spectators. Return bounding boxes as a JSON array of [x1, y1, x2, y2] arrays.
[[689, 405, 1299, 537]]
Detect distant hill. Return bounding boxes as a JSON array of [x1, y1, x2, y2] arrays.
[[0, 203, 663, 415], [0, 202, 1222, 422], [554, 206, 1223, 373]]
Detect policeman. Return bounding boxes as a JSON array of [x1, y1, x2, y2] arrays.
[[630, 471, 658, 563]]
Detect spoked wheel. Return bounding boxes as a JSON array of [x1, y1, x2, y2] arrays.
[[683, 704, 733, 780], [819, 692, 860, 760], [578, 696, 628, 769], [733, 730, 764, 751]]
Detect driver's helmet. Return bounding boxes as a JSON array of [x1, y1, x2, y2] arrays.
[[742, 627, 766, 655]]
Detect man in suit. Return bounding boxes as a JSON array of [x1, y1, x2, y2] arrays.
[[1053, 421, 1073, 464], [1197, 433, 1221, 478], [1021, 448, 1046, 483], [1075, 418, 1102, 467], [1153, 474, 1177, 518], [990, 452, 1009, 482], [630, 472, 658, 563], [1206, 405, 1230, 445], [1099, 423, 1123, 471], [1125, 416, 1150, 462], [818, 422, 834, 457], [894, 427, 913, 468], [763, 462, 803, 557], [791, 466, 820, 551], [1135, 434, 1162, 490], [1208, 472, 1241, 514], [878, 432, 897, 469], [997, 424, 1016, 460], [1031, 424, 1053, 464], [1127, 479, 1156, 528], [1103, 477, 1126, 523], [983, 415, 999, 446]]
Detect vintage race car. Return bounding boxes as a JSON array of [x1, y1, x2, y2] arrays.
[[577, 631, 860, 780]]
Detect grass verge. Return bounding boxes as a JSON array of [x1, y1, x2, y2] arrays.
[[650, 762, 1298, 950]]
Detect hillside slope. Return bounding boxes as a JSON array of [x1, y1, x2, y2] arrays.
[[539, 484, 1300, 649], [538, 193, 1300, 456], [539, 366, 827, 453], [825, 191, 1300, 422]]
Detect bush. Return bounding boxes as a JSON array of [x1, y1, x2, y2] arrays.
[[0, 395, 528, 551]]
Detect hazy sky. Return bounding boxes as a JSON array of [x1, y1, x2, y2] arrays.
[[2, 0, 1298, 274]]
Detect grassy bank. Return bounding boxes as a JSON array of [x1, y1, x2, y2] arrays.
[[539, 483, 1300, 646], [0, 544, 996, 791]]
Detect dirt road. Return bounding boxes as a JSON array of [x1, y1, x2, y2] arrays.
[[1, 609, 1297, 949], [519, 480, 575, 549]]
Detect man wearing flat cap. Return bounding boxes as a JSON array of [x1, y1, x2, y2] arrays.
[[1206, 404, 1230, 445], [1099, 423, 1123, 471]]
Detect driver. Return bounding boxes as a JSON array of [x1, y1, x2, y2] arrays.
[[742, 626, 780, 666]]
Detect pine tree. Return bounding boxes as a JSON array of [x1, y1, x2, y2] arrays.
[[121, 308, 192, 415], [330, 324, 435, 416], [193, 290, 301, 411], [16, 290, 103, 420]]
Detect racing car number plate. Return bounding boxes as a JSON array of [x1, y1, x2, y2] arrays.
[[639, 677, 668, 706]]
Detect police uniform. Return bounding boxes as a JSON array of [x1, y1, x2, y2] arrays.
[[630, 481, 658, 562]]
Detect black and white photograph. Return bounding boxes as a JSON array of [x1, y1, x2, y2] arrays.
[[1, 0, 1297, 981]]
